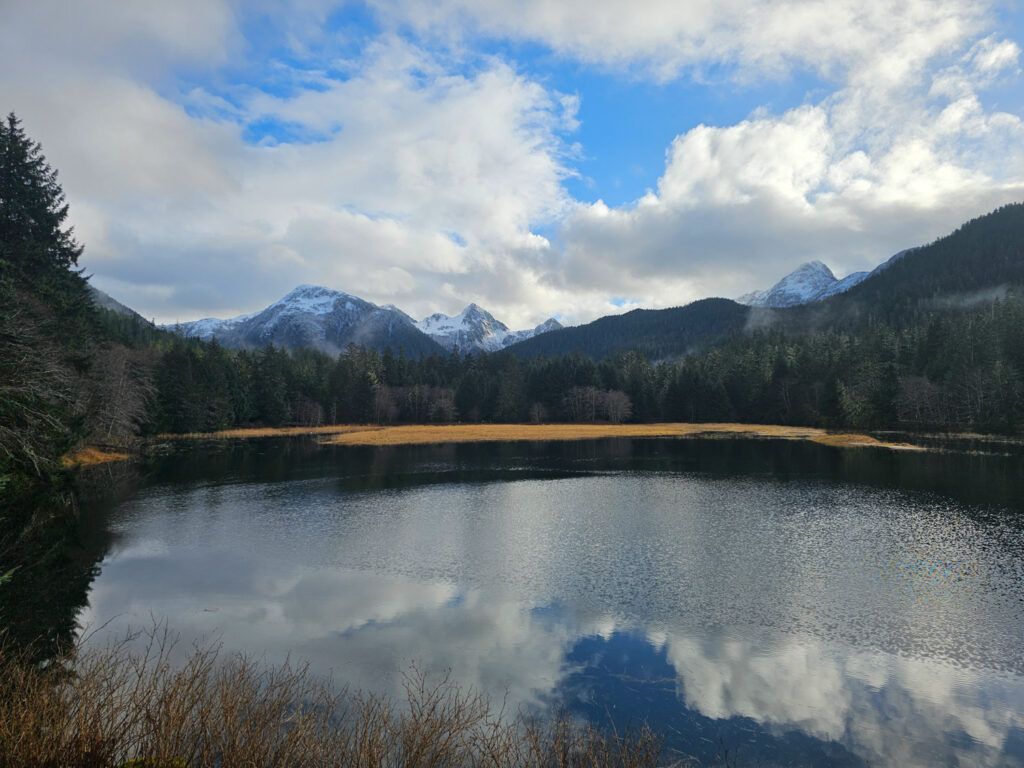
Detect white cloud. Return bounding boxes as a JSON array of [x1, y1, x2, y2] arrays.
[[376, 0, 992, 84], [1, 0, 1022, 327], [549, 37, 1024, 307]]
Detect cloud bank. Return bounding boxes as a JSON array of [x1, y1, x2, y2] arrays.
[[2, 0, 1022, 326]]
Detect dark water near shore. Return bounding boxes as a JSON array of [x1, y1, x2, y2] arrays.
[[75, 437, 1024, 766]]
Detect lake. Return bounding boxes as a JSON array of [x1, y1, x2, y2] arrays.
[[76, 436, 1024, 767]]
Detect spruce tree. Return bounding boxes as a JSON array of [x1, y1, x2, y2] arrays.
[[0, 113, 82, 279]]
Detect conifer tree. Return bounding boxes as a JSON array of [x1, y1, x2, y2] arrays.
[[0, 113, 82, 278]]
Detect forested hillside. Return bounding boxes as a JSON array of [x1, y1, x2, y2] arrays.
[[139, 286, 1024, 434], [504, 298, 750, 360]]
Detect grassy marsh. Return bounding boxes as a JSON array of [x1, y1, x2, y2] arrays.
[[154, 422, 922, 451]]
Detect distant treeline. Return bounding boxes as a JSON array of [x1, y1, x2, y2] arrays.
[[139, 288, 1024, 435]]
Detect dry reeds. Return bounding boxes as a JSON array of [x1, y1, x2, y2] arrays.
[[314, 422, 921, 451], [0, 627, 668, 768], [61, 446, 133, 467]]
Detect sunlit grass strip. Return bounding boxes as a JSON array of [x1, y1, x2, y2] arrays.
[[62, 446, 133, 467], [0, 629, 664, 768], [98, 422, 924, 456], [156, 424, 377, 440], [315, 422, 923, 451]]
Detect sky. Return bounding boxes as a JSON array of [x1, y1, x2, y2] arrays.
[[3, 0, 1024, 328]]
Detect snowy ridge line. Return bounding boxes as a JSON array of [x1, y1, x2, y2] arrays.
[[737, 249, 914, 308], [163, 285, 562, 355]]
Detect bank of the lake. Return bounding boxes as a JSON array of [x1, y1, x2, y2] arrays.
[[149, 421, 924, 451]]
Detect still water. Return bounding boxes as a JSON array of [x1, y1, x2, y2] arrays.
[[80, 438, 1024, 767]]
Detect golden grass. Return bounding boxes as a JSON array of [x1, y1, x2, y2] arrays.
[[62, 446, 133, 467], [156, 424, 375, 440], [95, 421, 923, 460], [0, 628, 667, 768], [314, 422, 923, 451]]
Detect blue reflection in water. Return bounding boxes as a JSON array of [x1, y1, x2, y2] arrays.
[[559, 631, 863, 766]]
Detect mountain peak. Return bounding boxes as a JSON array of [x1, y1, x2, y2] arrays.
[[414, 303, 563, 354], [796, 261, 835, 278], [286, 284, 333, 297], [534, 317, 563, 334], [738, 260, 862, 308], [461, 302, 486, 315], [164, 284, 440, 356]]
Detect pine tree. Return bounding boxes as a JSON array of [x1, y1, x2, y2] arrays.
[[0, 113, 82, 279]]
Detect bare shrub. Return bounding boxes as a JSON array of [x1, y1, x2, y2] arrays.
[[0, 627, 667, 768]]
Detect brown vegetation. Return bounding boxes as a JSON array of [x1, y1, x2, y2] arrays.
[[62, 446, 133, 467], [0, 629, 667, 768], [157, 424, 375, 440], [90, 421, 923, 465], [315, 422, 923, 451]]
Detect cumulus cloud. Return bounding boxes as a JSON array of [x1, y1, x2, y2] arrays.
[[376, 0, 991, 83], [1, 0, 1023, 325], [550, 40, 1024, 307]]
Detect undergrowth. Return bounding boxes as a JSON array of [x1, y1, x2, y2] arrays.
[[0, 626, 670, 768]]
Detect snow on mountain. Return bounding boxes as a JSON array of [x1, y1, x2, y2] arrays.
[[172, 313, 249, 341], [817, 269, 870, 300], [737, 248, 920, 309], [745, 261, 839, 307], [416, 303, 563, 353], [739, 260, 869, 307], [165, 286, 563, 356], [165, 285, 442, 356], [531, 317, 564, 335]]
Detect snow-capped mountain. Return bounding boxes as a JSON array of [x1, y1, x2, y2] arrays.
[[737, 261, 868, 307], [415, 303, 563, 353], [737, 249, 919, 308], [166, 285, 442, 357], [165, 286, 563, 356]]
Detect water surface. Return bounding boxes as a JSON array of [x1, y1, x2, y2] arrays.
[[79, 438, 1024, 767]]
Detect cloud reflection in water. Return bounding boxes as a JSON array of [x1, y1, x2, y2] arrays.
[[80, 458, 1024, 767]]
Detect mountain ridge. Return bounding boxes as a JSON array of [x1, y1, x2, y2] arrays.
[[736, 251, 916, 309], [101, 202, 1024, 361], [415, 303, 562, 353], [163, 286, 562, 357]]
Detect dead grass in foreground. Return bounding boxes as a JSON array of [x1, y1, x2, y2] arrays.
[[62, 446, 133, 467], [0, 628, 669, 768]]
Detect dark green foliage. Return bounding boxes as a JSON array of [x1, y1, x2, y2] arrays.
[[141, 292, 1024, 436], [0, 113, 82, 278], [506, 297, 750, 361], [0, 113, 116, 660], [0, 113, 96, 490], [846, 203, 1024, 314]]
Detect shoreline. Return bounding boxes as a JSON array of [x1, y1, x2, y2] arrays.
[[68, 422, 938, 466], [154, 422, 924, 451]]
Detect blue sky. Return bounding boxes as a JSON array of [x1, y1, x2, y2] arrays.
[[3, 0, 1024, 327]]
